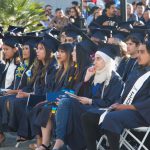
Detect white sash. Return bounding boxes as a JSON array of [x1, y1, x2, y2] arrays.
[[5, 60, 17, 89], [99, 71, 150, 125]]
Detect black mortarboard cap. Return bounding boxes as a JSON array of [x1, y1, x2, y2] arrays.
[[118, 21, 133, 30], [40, 33, 60, 52], [90, 28, 112, 41], [129, 28, 146, 42], [7, 25, 25, 35], [50, 28, 60, 37], [62, 24, 81, 38], [25, 31, 40, 37], [22, 36, 43, 48], [133, 25, 147, 30], [2, 35, 22, 48], [78, 36, 98, 55], [98, 43, 120, 60], [36, 28, 60, 37], [65, 30, 79, 38], [112, 30, 130, 41]]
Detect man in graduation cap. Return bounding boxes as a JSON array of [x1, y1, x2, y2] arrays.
[[61, 24, 86, 44]]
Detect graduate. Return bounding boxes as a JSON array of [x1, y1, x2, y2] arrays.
[[3, 33, 59, 143], [28, 43, 74, 150], [52, 43, 124, 150], [0, 35, 21, 90], [81, 41, 150, 150], [0, 34, 23, 143], [122, 34, 141, 82]]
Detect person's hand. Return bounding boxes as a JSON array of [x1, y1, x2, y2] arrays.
[[16, 91, 29, 98], [5, 90, 19, 95], [78, 96, 92, 105], [110, 103, 119, 109], [84, 66, 96, 82], [111, 104, 136, 111]]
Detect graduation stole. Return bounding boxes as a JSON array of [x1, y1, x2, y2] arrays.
[[68, 63, 78, 82], [99, 71, 150, 125], [123, 71, 150, 105]]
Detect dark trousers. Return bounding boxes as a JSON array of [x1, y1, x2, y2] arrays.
[[82, 109, 149, 150], [81, 112, 120, 150], [81, 112, 101, 150]]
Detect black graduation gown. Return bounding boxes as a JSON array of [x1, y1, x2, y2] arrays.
[[0, 61, 5, 83], [0, 62, 34, 129], [30, 65, 88, 137], [58, 71, 123, 150], [0, 60, 18, 90], [116, 57, 129, 78], [13, 63, 31, 90], [5, 63, 56, 134], [87, 66, 150, 135], [122, 58, 137, 82]]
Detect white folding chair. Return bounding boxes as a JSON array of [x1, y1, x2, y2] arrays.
[[97, 134, 109, 150], [120, 127, 150, 150], [97, 127, 150, 150]]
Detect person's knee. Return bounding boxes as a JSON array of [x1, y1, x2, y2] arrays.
[[58, 98, 72, 108], [104, 112, 120, 123], [102, 113, 120, 132]]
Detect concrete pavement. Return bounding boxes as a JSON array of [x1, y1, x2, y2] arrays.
[[0, 133, 35, 150]]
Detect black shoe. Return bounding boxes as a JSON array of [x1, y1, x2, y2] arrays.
[[39, 144, 51, 150]]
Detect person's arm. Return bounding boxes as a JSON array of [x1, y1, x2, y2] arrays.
[[111, 104, 137, 111], [133, 98, 150, 110]]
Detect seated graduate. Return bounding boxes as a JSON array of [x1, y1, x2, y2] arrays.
[[0, 36, 38, 142], [28, 40, 94, 150], [0, 35, 21, 90], [81, 41, 150, 150], [0, 35, 21, 143], [121, 29, 145, 82], [2, 34, 59, 142], [52, 43, 124, 150]]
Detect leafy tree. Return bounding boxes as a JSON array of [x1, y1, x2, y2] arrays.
[[0, 0, 46, 32]]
